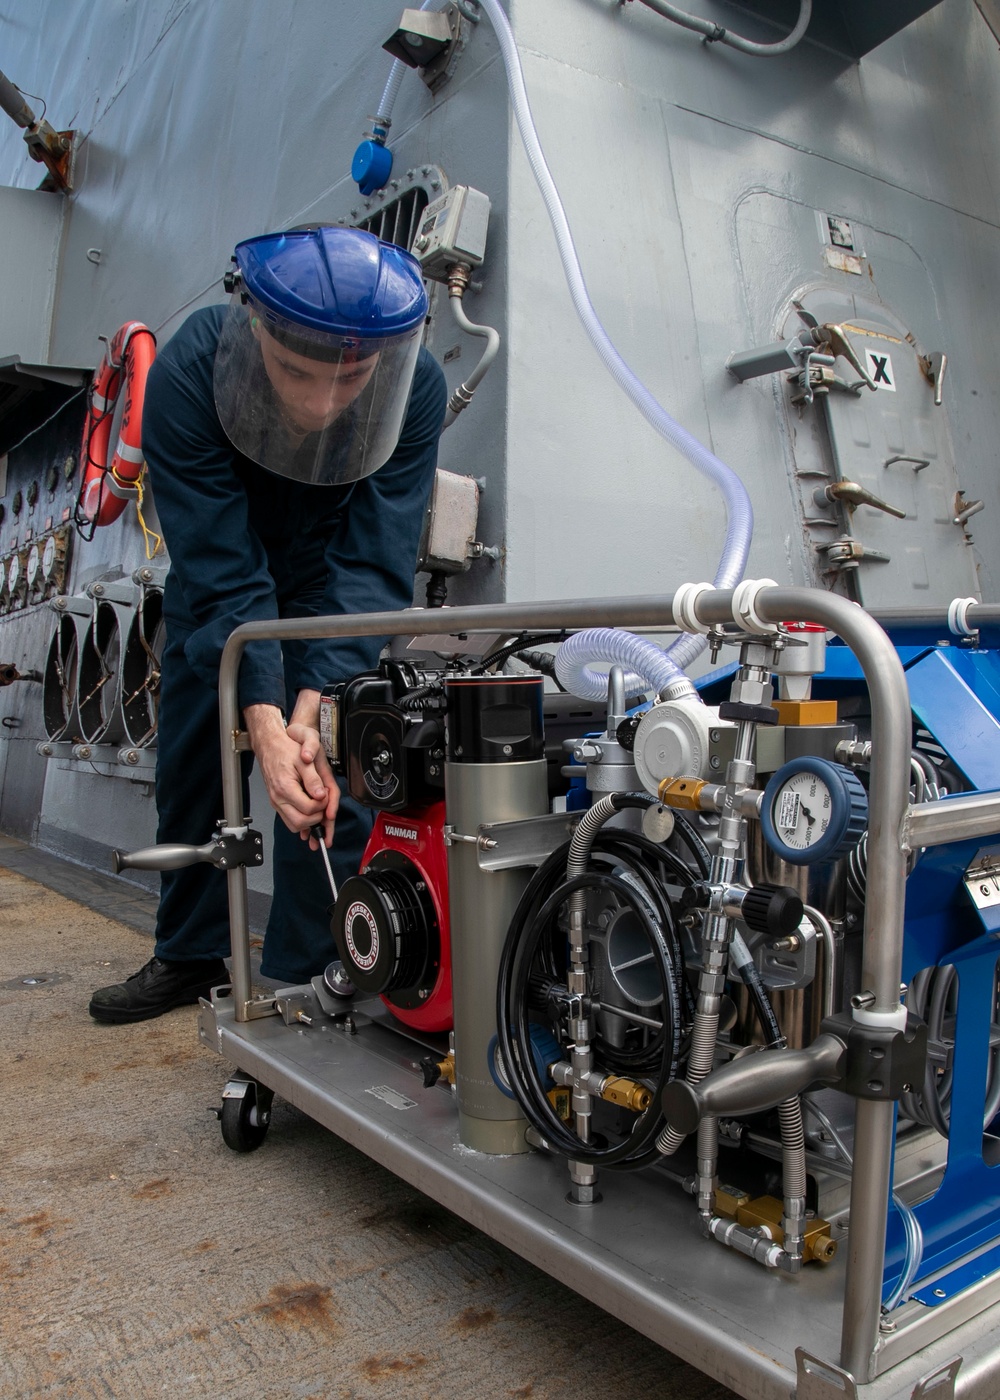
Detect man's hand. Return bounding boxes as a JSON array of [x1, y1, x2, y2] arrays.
[[244, 698, 339, 847], [287, 688, 340, 849]]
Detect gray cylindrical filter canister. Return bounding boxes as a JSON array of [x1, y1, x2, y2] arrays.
[[445, 676, 548, 1154]]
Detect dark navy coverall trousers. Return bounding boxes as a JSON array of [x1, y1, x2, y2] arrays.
[[142, 306, 446, 984]]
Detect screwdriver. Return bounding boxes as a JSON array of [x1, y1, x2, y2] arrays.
[[310, 825, 338, 902]]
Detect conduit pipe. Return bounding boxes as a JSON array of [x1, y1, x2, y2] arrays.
[[441, 263, 501, 428], [475, 0, 754, 702], [637, 0, 812, 58]]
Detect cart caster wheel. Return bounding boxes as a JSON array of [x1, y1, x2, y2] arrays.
[[219, 1077, 273, 1153]]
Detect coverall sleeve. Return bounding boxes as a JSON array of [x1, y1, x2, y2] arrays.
[[285, 349, 448, 693], [142, 335, 287, 710]]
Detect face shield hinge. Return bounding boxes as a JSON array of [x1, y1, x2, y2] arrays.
[[223, 260, 242, 295]]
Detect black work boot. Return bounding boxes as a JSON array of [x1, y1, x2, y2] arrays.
[[88, 956, 228, 1023]]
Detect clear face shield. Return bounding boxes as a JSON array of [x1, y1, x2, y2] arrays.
[[213, 294, 422, 485]]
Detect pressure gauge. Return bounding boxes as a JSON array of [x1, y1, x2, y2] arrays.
[[26, 543, 40, 590], [760, 757, 868, 866]]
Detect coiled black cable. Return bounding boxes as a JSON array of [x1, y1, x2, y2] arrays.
[[496, 819, 696, 1169], [498, 872, 673, 1167]]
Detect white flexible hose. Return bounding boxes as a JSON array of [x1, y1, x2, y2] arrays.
[[638, 0, 812, 57], [556, 629, 684, 701], [374, 0, 437, 130], [476, 0, 753, 702]]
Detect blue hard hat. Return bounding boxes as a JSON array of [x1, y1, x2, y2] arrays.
[[234, 226, 427, 339]]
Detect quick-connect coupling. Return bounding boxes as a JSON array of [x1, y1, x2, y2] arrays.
[[708, 1216, 784, 1269]]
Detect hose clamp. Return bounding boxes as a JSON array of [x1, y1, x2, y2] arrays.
[[672, 581, 714, 635], [731, 578, 779, 635], [947, 595, 980, 641]]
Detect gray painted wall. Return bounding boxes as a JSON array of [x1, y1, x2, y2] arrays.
[[0, 0, 995, 879], [0, 186, 63, 364]]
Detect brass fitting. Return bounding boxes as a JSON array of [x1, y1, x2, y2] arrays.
[[773, 699, 838, 727], [420, 1055, 455, 1088], [546, 1086, 571, 1121], [657, 776, 707, 811], [735, 1195, 838, 1266], [714, 1184, 751, 1219], [600, 1076, 652, 1113]]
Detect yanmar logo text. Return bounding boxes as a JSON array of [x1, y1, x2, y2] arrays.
[[384, 823, 419, 843]]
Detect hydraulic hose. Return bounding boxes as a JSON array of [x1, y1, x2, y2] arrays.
[[731, 931, 784, 1048], [776, 1095, 807, 1266], [497, 816, 694, 1166], [637, 0, 812, 57], [475, 0, 754, 700], [672, 811, 712, 879], [498, 871, 673, 1167]]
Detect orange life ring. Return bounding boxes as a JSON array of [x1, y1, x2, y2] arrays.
[[78, 321, 157, 527]]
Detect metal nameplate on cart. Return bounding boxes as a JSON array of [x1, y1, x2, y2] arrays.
[[476, 812, 580, 871], [404, 632, 503, 658], [964, 848, 1000, 910], [365, 1084, 418, 1111]]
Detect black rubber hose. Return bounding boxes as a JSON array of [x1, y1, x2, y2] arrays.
[[498, 871, 676, 1168], [738, 958, 785, 1049], [671, 812, 712, 879], [533, 835, 687, 997], [514, 827, 694, 1074], [396, 684, 446, 712], [476, 631, 570, 673], [512, 649, 567, 691]]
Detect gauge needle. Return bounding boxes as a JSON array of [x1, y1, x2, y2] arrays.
[[799, 805, 816, 827]]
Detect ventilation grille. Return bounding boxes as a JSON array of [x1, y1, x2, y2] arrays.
[[356, 187, 430, 252]]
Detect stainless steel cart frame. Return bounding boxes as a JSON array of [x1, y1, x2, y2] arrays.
[[197, 587, 1000, 1400]]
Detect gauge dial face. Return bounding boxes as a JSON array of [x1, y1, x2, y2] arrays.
[[771, 769, 833, 854]]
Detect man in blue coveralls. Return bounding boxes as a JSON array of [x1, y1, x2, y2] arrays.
[[89, 226, 445, 1022]]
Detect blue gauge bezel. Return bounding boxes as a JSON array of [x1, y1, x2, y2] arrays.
[[760, 756, 867, 866]]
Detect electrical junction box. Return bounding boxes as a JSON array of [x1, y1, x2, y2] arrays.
[[417, 468, 481, 574], [412, 185, 490, 282]]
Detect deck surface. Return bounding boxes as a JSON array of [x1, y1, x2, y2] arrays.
[[0, 838, 738, 1400]]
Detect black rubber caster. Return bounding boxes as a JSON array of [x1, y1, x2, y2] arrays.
[[219, 1077, 273, 1153]]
